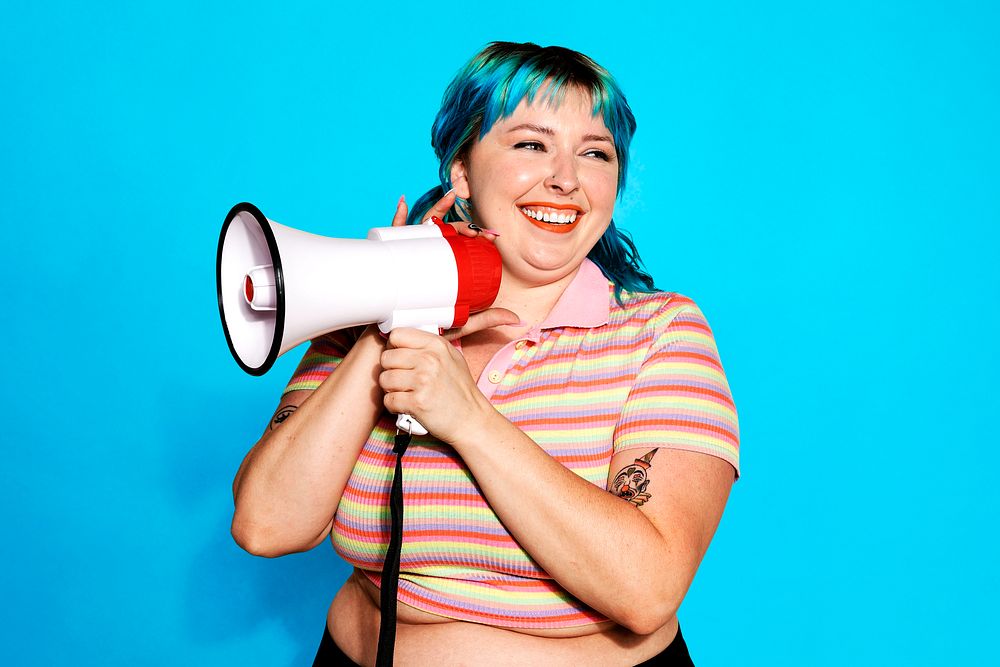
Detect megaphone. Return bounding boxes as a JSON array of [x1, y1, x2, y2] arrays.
[[217, 202, 502, 435]]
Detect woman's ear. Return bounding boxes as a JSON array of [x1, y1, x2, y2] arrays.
[[449, 158, 472, 200]]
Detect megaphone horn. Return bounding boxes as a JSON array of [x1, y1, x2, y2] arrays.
[[217, 202, 502, 435]]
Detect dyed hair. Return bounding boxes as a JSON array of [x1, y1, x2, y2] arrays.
[[408, 41, 656, 299]]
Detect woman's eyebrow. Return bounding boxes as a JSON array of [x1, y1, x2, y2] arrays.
[[506, 123, 555, 136], [583, 133, 614, 144], [505, 123, 614, 144]]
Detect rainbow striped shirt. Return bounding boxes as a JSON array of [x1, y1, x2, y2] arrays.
[[284, 259, 739, 629]]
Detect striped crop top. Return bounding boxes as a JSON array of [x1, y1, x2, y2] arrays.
[[283, 259, 739, 630]]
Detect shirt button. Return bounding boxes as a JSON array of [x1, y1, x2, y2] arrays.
[[488, 370, 502, 384]]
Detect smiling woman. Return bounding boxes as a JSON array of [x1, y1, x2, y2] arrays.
[[230, 42, 740, 667], [408, 43, 650, 302]]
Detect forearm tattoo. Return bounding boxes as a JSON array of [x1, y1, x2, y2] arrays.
[[269, 405, 297, 430], [611, 449, 659, 507]]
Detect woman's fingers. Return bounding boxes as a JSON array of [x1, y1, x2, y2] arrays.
[[395, 190, 498, 241], [378, 369, 413, 393], [377, 325, 495, 441], [421, 189, 458, 224], [385, 326, 444, 351], [380, 346, 418, 371], [379, 329, 450, 416], [442, 308, 524, 341], [391, 195, 408, 227], [467, 223, 500, 240], [416, 189, 500, 240]]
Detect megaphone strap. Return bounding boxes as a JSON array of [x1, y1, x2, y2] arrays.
[[375, 431, 412, 667]]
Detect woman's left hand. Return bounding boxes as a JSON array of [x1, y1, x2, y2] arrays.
[[378, 326, 491, 443]]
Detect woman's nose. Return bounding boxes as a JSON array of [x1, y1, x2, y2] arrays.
[[543, 153, 580, 194]]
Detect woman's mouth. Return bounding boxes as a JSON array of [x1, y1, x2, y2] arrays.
[[518, 204, 584, 234]]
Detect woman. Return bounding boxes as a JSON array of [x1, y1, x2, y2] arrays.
[[231, 42, 739, 666]]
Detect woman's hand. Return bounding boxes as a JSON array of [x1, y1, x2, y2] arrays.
[[378, 326, 491, 443]]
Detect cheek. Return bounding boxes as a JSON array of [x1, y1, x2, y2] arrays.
[[500, 159, 545, 192], [471, 163, 546, 217], [583, 172, 619, 209], [471, 161, 529, 200]]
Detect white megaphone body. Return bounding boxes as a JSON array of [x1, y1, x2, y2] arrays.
[[217, 202, 502, 436]]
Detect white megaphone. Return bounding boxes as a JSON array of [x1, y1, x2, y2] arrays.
[[217, 202, 502, 436]]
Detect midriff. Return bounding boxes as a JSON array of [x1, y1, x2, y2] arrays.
[[328, 569, 677, 666]]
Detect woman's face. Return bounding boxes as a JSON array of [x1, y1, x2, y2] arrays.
[[451, 86, 619, 287]]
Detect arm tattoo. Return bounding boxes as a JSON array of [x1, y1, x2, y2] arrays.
[[269, 405, 297, 430], [611, 449, 658, 507]]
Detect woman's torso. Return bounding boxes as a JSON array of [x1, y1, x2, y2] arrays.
[[325, 332, 677, 665]]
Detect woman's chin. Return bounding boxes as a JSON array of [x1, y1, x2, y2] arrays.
[[504, 251, 585, 285]]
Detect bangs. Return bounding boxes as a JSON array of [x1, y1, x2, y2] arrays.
[[482, 59, 618, 138]]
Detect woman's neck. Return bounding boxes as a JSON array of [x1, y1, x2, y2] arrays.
[[492, 265, 582, 331]]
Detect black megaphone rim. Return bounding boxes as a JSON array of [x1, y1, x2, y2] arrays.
[[216, 202, 286, 376]]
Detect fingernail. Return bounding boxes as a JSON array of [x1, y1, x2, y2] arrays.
[[431, 216, 444, 225], [398, 194, 406, 204], [468, 223, 500, 237], [444, 188, 455, 196]]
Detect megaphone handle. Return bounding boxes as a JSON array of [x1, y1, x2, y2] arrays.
[[391, 322, 439, 438], [396, 413, 428, 437]]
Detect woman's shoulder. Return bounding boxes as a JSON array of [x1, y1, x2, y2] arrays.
[[600, 287, 726, 356], [609, 287, 706, 329]]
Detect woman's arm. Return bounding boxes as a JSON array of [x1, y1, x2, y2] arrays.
[[379, 326, 736, 634], [451, 413, 733, 635], [231, 327, 388, 557]]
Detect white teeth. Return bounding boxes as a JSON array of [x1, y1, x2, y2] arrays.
[[520, 207, 578, 224]]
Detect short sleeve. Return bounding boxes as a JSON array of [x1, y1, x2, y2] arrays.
[[612, 304, 740, 478], [282, 326, 365, 395]]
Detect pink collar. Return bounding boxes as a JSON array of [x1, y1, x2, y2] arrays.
[[535, 259, 611, 332]]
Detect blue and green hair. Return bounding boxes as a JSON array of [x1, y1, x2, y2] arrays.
[[408, 41, 656, 299]]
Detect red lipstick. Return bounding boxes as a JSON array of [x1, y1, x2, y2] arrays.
[[517, 202, 584, 234]]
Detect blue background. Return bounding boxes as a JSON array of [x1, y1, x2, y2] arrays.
[[3, 1, 997, 665]]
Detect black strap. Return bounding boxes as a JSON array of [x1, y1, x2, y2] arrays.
[[375, 431, 411, 667]]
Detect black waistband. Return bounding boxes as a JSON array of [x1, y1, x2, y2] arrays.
[[313, 623, 694, 666]]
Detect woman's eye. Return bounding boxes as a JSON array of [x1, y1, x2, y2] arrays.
[[514, 141, 544, 151], [584, 149, 612, 161]]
